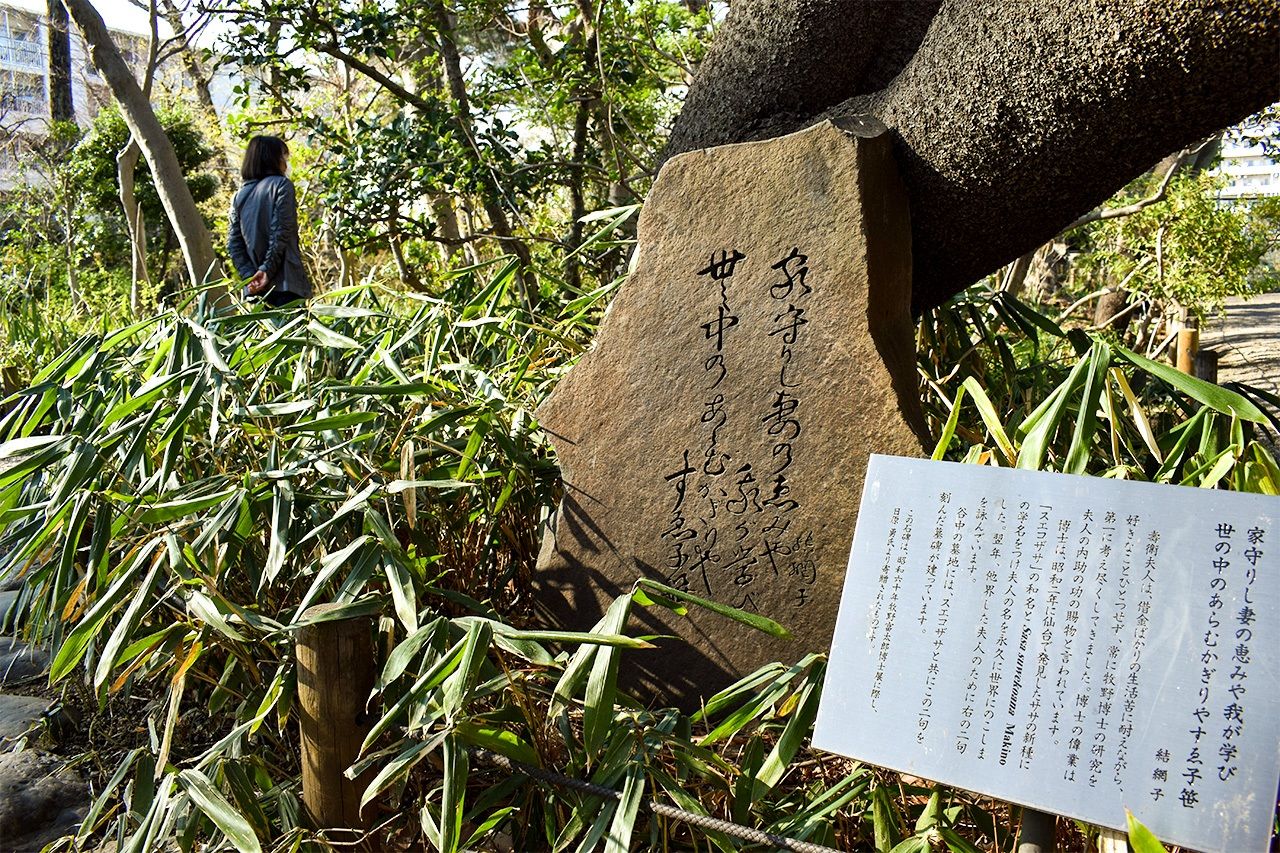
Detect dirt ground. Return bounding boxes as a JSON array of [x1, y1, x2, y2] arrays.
[[1205, 292, 1280, 396]]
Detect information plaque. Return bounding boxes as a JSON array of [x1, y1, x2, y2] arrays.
[[814, 455, 1279, 853]]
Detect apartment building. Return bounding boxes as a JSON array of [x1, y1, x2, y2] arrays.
[[1216, 137, 1280, 201], [0, 2, 152, 131], [0, 5, 55, 124]]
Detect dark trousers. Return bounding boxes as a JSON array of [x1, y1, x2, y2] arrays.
[[262, 289, 305, 308]]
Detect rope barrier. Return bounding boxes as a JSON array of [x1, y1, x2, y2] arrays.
[[471, 747, 846, 853]]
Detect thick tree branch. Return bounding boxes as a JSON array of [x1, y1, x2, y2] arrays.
[[1060, 138, 1217, 234], [667, 0, 1280, 313]]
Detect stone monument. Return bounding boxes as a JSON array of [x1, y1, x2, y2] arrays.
[[534, 118, 927, 704]]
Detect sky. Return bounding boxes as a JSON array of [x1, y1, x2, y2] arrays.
[[10, 0, 181, 39]]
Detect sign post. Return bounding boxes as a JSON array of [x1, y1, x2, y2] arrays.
[[814, 455, 1279, 853]]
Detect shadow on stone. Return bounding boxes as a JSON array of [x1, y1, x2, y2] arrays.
[[532, 120, 926, 709]]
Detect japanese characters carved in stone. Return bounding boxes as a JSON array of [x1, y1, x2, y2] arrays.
[[534, 119, 927, 704]]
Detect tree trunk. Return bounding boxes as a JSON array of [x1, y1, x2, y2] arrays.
[[564, 0, 599, 291], [116, 2, 161, 315], [63, 0, 222, 295], [427, 192, 464, 264], [428, 0, 534, 306], [387, 218, 424, 291], [46, 0, 75, 122], [63, 195, 80, 314], [118, 140, 151, 311], [1000, 249, 1036, 298], [525, 0, 556, 67], [565, 95, 591, 290], [397, 56, 464, 269], [666, 0, 1280, 313]]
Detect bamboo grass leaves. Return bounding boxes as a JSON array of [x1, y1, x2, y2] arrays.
[[3, 274, 823, 852], [1, 279, 564, 850], [923, 292, 1278, 488], [5, 267, 1276, 851]]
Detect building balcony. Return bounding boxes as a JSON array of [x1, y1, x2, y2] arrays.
[[0, 34, 43, 71]]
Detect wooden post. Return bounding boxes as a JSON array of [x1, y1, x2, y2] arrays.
[[1097, 827, 1127, 853], [1176, 327, 1199, 375], [296, 604, 376, 832], [1193, 348, 1219, 383], [1017, 807, 1055, 853]]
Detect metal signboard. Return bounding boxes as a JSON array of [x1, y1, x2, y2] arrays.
[[814, 455, 1279, 853]]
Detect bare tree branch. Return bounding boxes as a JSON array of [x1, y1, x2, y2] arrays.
[[1060, 140, 1212, 234]]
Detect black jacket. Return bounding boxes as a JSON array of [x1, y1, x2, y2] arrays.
[[228, 175, 313, 298]]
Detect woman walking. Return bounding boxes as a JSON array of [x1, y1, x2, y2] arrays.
[[228, 135, 312, 306]]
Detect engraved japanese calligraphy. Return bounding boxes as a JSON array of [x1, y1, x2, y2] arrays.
[[532, 120, 926, 705], [661, 246, 818, 614]]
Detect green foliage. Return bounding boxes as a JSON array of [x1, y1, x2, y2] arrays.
[[313, 110, 471, 248], [919, 287, 1278, 491], [218, 0, 713, 292], [0, 120, 83, 288], [1, 272, 555, 849], [1073, 171, 1280, 319], [70, 102, 222, 284], [1125, 811, 1170, 853], [1227, 103, 1280, 160], [0, 104, 221, 360], [0, 256, 1274, 852], [73, 103, 221, 229], [0, 276, 99, 390], [0, 268, 854, 852], [0, 121, 130, 378]]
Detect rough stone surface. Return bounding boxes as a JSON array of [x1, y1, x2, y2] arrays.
[[0, 695, 47, 742], [666, 0, 1280, 313], [0, 750, 86, 852], [534, 121, 926, 705], [0, 640, 48, 685]]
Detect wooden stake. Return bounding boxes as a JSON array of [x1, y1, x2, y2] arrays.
[[1193, 348, 1219, 383], [1176, 328, 1199, 375], [1097, 827, 1127, 853], [297, 605, 376, 832], [1017, 807, 1056, 853]]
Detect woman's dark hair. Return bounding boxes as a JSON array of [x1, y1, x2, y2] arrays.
[[240, 135, 289, 181]]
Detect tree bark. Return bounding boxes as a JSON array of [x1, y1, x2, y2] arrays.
[[63, 194, 80, 313], [563, 0, 598, 292], [388, 218, 424, 291], [427, 191, 464, 264], [46, 0, 75, 122], [666, 0, 1280, 314], [565, 95, 591, 290], [118, 141, 151, 311], [117, 1, 162, 315], [63, 0, 222, 296], [428, 0, 535, 306], [396, 55, 464, 269], [158, 0, 219, 124], [64, 0, 221, 295]]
